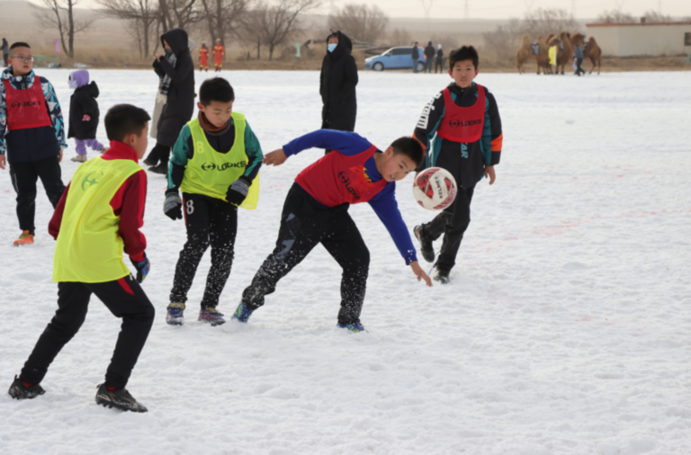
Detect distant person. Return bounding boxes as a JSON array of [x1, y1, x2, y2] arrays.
[[319, 31, 358, 135], [424, 41, 435, 73], [412, 41, 420, 73], [435, 44, 444, 73], [162, 77, 263, 327], [7, 104, 155, 413], [549, 42, 557, 74], [213, 38, 224, 72], [2, 38, 8, 67], [574, 43, 585, 76], [412, 46, 503, 284], [67, 70, 106, 163], [144, 28, 195, 175], [0, 41, 66, 246], [199, 41, 209, 72]]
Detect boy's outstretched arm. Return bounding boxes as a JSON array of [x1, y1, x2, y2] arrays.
[[411, 261, 433, 286]]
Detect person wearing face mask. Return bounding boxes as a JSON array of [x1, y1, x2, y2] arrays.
[[144, 28, 195, 175], [67, 70, 106, 163], [319, 31, 358, 138], [162, 77, 263, 327]]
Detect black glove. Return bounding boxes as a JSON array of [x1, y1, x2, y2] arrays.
[[163, 189, 183, 220], [130, 254, 150, 283], [226, 177, 250, 206]]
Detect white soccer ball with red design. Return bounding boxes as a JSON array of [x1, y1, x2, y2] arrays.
[[412, 167, 457, 211]]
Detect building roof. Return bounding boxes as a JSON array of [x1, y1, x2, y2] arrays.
[[587, 21, 691, 27]]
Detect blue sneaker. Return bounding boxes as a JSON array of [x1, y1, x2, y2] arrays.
[[198, 307, 226, 326], [337, 322, 366, 333], [231, 301, 253, 323], [166, 302, 185, 326]]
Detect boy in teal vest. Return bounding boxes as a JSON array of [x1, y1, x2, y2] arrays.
[[8, 104, 154, 413], [163, 77, 263, 326]]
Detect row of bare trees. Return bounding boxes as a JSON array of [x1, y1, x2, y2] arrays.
[[32, 0, 321, 60]]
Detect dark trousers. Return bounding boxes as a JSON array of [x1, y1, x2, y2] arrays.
[[20, 276, 155, 389], [242, 184, 369, 325], [419, 150, 476, 272], [170, 192, 238, 309], [424, 59, 433, 73], [435, 57, 444, 73], [575, 58, 585, 76], [9, 157, 65, 235], [144, 143, 171, 167]]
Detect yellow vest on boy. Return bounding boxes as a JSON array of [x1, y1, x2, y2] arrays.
[[53, 157, 142, 283], [180, 112, 259, 210]]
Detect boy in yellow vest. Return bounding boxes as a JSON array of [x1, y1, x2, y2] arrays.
[[7, 104, 155, 413], [163, 77, 262, 326]]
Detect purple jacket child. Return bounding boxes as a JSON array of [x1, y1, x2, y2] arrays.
[[67, 70, 105, 162]]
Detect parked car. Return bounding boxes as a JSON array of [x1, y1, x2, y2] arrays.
[[364, 46, 426, 72]]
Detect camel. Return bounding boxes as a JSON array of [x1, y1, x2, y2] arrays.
[[555, 31, 574, 74], [516, 34, 551, 74], [571, 33, 602, 75]]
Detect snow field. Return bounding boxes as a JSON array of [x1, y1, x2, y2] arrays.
[[1, 68, 690, 454]]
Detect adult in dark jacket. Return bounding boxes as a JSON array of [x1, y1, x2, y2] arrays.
[[67, 69, 104, 162], [424, 41, 435, 73], [434, 44, 444, 73], [145, 28, 195, 174], [320, 31, 358, 134], [411, 41, 420, 73], [2, 38, 9, 67]]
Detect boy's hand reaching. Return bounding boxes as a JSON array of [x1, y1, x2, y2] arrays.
[[263, 148, 287, 166], [410, 261, 433, 287], [485, 165, 496, 185]]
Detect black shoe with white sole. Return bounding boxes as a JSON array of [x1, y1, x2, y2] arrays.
[[95, 383, 148, 413], [413, 225, 435, 263], [432, 267, 450, 284], [8, 375, 45, 400]]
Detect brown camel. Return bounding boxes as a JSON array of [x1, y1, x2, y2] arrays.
[[556, 31, 574, 74], [516, 34, 551, 74], [584, 37, 602, 74]]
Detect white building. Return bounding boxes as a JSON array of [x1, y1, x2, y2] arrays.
[[585, 21, 691, 57]]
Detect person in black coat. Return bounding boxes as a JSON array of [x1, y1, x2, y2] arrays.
[[434, 44, 444, 73], [320, 31, 358, 135], [411, 41, 420, 73], [424, 41, 435, 73], [145, 28, 195, 174], [67, 70, 104, 162], [2, 38, 9, 67]]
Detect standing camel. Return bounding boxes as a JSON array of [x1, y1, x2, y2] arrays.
[[516, 34, 552, 74], [555, 31, 574, 75], [584, 37, 602, 74]]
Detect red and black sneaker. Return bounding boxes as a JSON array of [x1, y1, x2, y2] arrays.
[[95, 383, 148, 413], [413, 225, 435, 263], [8, 375, 45, 400]]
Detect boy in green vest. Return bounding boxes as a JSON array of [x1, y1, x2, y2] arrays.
[[163, 77, 263, 326], [8, 104, 154, 413]]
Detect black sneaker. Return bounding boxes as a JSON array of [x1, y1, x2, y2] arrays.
[[142, 158, 157, 167], [148, 163, 168, 175], [414, 225, 435, 263], [8, 375, 45, 400], [95, 383, 148, 413], [433, 267, 450, 284]]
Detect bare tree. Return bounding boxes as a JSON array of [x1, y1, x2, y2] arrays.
[[482, 18, 522, 61], [32, 0, 94, 58], [387, 27, 412, 46], [98, 0, 158, 58], [327, 3, 388, 44], [596, 9, 636, 23], [246, 0, 320, 61], [522, 8, 578, 37], [642, 9, 672, 23], [199, 0, 249, 47], [158, 0, 202, 31]]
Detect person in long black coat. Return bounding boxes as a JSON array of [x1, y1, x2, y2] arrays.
[[67, 70, 104, 162], [145, 28, 195, 174], [320, 31, 358, 134]]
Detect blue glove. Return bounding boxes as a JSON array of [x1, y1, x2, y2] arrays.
[[131, 255, 150, 283], [226, 177, 250, 206], [163, 189, 182, 220]]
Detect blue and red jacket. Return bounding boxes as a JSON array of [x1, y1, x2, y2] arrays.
[[284, 129, 418, 265]]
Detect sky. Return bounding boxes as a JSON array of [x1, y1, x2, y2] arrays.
[[9, 0, 691, 20]]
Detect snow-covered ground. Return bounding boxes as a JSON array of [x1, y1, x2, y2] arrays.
[[1, 68, 690, 455]]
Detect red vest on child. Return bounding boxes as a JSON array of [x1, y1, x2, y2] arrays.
[[436, 84, 486, 143], [295, 145, 387, 207], [3, 77, 52, 131]]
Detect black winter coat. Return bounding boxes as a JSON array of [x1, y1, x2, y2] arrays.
[[424, 45, 435, 60], [319, 31, 358, 132], [67, 82, 100, 140], [154, 28, 195, 147]]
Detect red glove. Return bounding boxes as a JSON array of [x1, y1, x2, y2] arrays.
[[82, 115, 91, 122]]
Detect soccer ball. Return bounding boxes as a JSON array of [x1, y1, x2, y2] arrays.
[[413, 167, 457, 211]]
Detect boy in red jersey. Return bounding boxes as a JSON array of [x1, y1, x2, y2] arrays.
[[231, 130, 432, 332], [412, 46, 503, 284]]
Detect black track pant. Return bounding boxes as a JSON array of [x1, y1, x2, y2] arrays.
[[576, 58, 585, 76], [419, 150, 476, 272], [170, 192, 238, 309], [242, 184, 369, 325], [9, 157, 65, 235], [144, 143, 171, 167], [20, 276, 155, 389]]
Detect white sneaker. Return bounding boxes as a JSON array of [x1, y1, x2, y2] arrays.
[[71, 155, 87, 163]]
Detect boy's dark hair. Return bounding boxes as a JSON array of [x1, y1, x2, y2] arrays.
[[105, 104, 151, 142], [9, 42, 31, 56], [199, 77, 235, 106], [449, 46, 479, 70], [390, 136, 424, 168]]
